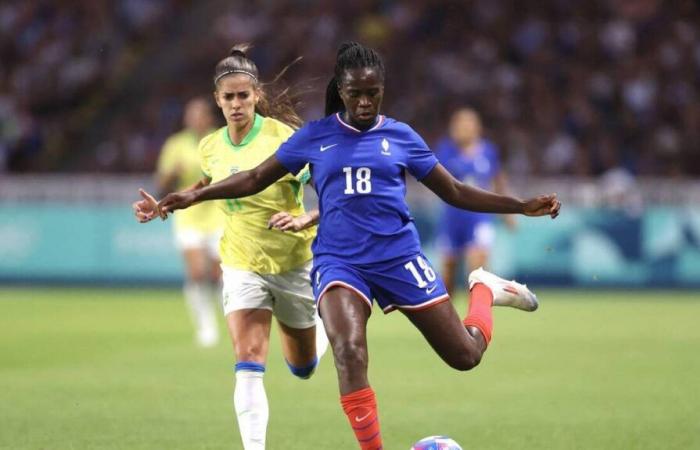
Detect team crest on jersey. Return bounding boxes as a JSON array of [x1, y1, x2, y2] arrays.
[[381, 138, 391, 155]]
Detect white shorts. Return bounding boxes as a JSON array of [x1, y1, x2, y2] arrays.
[[174, 229, 222, 258], [221, 261, 316, 329]]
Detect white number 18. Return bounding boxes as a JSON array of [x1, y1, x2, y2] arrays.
[[343, 167, 372, 194], [404, 256, 437, 288]]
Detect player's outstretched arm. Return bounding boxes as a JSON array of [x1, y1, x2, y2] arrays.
[[159, 155, 289, 214], [267, 209, 319, 232], [422, 163, 561, 218]]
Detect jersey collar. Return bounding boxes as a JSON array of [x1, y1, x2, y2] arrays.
[[335, 112, 385, 133], [224, 113, 263, 149]]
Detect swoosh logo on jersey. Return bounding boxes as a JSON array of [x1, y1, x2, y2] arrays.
[[355, 411, 372, 422], [426, 285, 437, 294], [320, 144, 338, 152]]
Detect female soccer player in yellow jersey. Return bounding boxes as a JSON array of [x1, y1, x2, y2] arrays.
[[155, 97, 223, 347], [133, 45, 327, 450]]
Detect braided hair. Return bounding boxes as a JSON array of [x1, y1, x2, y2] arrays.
[[324, 42, 386, 116], [214, 44, 304, 129]]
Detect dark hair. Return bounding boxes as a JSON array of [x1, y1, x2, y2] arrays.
[[324, 41, 386, 116], [214, 44, 303, 129]]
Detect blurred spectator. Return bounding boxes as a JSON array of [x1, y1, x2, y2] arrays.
[[1, 0, 698, 177]]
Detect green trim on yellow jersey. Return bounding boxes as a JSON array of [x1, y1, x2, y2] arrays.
[[199, 116, 315, 274], [289, 179, 303, 207], [223, 113, 264, 149], [298, 170, 311, 185]]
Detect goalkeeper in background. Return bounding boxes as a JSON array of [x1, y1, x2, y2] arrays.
[[155, 97, 224, 347]]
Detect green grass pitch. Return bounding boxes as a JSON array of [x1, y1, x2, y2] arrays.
[[1, 288, 699, 449]]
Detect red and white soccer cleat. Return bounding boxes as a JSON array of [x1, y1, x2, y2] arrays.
[[467, 267, 538, 312]]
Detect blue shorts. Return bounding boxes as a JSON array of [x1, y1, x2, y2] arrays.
[[311, 252, 449, 314], [438, 216, 495, 254]]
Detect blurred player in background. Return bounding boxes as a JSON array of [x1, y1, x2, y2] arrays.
[[435, 108, 516, 296], [135, 45, 327, 450], [154, 42, 561, 450], [156, 97, 223, 347]]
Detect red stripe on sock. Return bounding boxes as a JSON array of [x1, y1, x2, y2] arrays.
[[463, 283, 493, 344], [341, 387, 383, 450]]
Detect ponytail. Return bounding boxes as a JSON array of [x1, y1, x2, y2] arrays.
[[324, 76, 344, 116]]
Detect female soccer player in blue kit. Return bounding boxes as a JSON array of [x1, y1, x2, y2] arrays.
[[435, 108, 517, 296], [156, 42, 561, 450]]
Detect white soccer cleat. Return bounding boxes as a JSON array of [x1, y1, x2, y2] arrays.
[[468, 267, 538, 312]]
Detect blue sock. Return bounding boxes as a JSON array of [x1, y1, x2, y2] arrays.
[[286, 356, 318, 379], [235, 361, 266, 373]]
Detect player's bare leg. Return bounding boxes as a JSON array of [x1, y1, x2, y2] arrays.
[[466, 246, 489, 274], [183, 247, 219, 347], [226, 309, 273, 450], [319, 287, 371, 394], [208, 256, 223, 300], [320, 287, 382, 450], [403, 300, 487, 370], [277, 320, 327, 379], [440, 252, 458, 297], [227, 309, 273, 364], [208, 257, 223, 283], [404, 268, 538, 370]]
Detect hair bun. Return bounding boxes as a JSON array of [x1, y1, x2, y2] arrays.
[[229, 43, 251, 58], [337, 41, 360, 57]]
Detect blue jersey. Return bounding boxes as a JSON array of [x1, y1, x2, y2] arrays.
[[275, 113, 438, 265], [435, 137, 501, 224]]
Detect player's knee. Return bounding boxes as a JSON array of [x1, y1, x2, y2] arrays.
[[447, 350, 482, 371], [286, 356, 318, 380]]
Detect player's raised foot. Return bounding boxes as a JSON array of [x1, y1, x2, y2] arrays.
[[468, 267, 538, 312]]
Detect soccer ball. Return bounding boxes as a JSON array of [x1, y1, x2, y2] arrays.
[[411, 435, 463, 450]]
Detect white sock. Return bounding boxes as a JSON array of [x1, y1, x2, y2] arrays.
[[234, 366, 268, 450], [184, 281, 219, 346]]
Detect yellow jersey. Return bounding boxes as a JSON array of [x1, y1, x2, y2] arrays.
[[200, 114, 316, 274], [156, 129, 223, 233]]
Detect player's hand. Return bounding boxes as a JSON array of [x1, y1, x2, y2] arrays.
[[133, 189, 167, 223], [159, 191, 197, 214], [523, 193, 561, 219], [267, 212, 308, 232]]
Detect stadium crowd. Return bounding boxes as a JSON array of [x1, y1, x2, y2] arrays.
[[2, 0, 698, 176]]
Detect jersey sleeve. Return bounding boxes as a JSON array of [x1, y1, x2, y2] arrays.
[[433, 137, 454, 164], [405, 128, 439, 181], [198, 133, 214, 179], [274, 124, 312, 176]]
